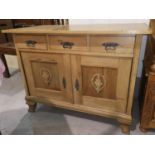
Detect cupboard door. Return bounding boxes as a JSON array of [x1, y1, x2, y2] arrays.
[[71, 55, 132, 112], [21, 52, 73, 103]]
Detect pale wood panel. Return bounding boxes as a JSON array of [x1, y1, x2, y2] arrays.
[[116, 58, 132, 112], [81, 56, 119, 68], [14, 34, 47, 50], [83, 96, 125, 112], [63, 54, 74, 103], [2, 24, 151, 35], [104, 68, 118, 99], [19, 48, 134, 58], [127, 35, 143, 114], [90, 35, 135, 53], [116, 58, 132, 100], [20, 51, 73, 103], [49, 35, 88, 51], [71, 55, 82, 104]]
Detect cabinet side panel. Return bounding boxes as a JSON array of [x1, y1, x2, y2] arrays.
[[127, 35, 143, 114]]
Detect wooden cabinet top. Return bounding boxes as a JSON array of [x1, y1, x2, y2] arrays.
[[2, 24, 152, 35]]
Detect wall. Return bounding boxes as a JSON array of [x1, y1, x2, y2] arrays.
[[69, 19, 150, 25], [6, 55, 19, 69], [69, 19, 150, 77]]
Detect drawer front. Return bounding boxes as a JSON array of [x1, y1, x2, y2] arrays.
[[14, 34, 47, 50], [49, 35, 88, 51], [90, 35, 135, 53]]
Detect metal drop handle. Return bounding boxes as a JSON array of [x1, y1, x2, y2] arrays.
[[102, 42, 119, 51], [60, 41, 74, 49], [62, 77, 66, 89], [75, 79, 80, 91], [25, 40, 37, 47]]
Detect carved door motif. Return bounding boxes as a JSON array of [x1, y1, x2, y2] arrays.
[[91, 73, 106, 94], [71, 55, 132, 112], [21, 52, 73, 103], [40, 68, 52, 85]]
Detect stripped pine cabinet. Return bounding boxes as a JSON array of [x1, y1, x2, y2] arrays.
[[3, 24, 151, 134]]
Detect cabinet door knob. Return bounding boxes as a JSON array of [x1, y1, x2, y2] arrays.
[[102, 42, 119, 51], [75, 79, 80, 91], [25, 40, 37, 47], [60, 41, 74, 49], [62, 77, 66, 89]]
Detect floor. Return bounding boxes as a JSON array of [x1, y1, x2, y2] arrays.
[[0, 69, 155, 135]]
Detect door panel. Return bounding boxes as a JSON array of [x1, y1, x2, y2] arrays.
[[82, 66, 117, 99], [31, 60, 61, 91], [71, 55, 132, 112], [21, 52, 73, 103]]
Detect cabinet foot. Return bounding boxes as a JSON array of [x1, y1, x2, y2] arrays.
[[26, 101, 37, 112], [139, 126, 147, 133], [120, 124, 130, 134]]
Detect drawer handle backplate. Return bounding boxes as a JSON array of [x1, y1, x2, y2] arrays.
[[102, 42, 119, 51], [25, 40, 37, 47], [60, 41, 74, 49], [62, 77, 66, 89], [75, 79, 80, 91]]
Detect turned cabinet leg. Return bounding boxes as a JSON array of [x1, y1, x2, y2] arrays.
[[26, 101, 37, 112], [120, 124, 130, 134], [0, 54, 11, 78]]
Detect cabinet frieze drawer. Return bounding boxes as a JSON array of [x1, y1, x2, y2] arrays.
[[49, 35, 88, 51], [90, 35, 135, 53], [14, 34, 47, 50]]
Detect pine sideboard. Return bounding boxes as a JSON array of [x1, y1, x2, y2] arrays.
[[3, 24, 151, 134]]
